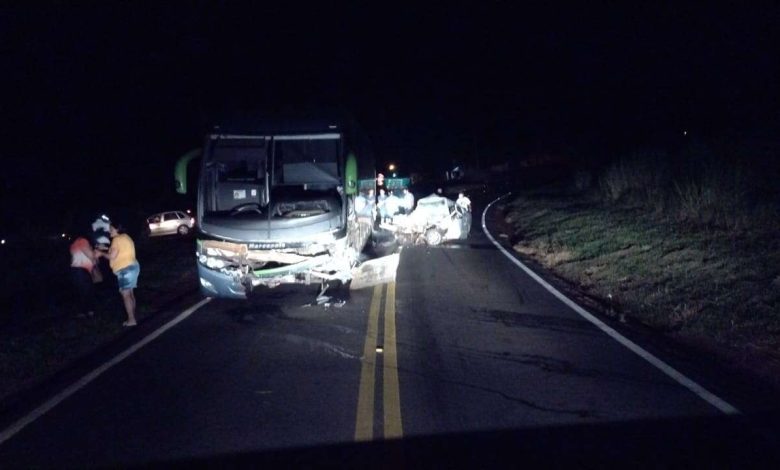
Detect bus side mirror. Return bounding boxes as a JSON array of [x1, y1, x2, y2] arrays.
[[175, 148, 202, 195], [345, 152, 358, 195]]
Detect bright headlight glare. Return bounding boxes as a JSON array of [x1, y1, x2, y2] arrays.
[[199, 254, 226, 269]]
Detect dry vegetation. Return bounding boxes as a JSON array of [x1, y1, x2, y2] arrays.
[[504, 139, 780, 356]]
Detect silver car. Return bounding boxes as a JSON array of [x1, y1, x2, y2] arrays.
[[146, 211, 195, 237]]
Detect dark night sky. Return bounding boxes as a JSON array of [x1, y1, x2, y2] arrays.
[[1, 2, 778, 224]]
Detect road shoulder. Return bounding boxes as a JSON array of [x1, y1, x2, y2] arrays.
[[483, 192, 780, 415]]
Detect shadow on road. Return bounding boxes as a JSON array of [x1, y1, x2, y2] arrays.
[[159, 412, 780, 468]]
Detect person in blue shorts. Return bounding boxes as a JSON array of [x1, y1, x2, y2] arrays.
[[95, 222, 139, 326]]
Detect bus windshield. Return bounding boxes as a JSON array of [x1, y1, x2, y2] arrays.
[[202, 134, 342, 216], [272, 135, 341, 185]]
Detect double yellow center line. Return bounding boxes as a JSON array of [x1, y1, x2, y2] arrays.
[[355, 282, 403, 440]]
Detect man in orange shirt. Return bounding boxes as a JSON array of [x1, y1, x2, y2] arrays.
[[95, 222, 140, 326], [69, 235, 96, 317]]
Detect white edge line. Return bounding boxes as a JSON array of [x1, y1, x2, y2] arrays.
[[0, 297, 213, 446], [482, 193, 740, 415]]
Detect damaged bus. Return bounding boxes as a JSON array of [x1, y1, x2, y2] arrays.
[[175, 118, 376, 298]]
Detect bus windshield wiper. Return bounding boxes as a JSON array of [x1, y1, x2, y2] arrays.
[[230, 203, 263, 216]]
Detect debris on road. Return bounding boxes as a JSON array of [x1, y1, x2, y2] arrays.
[[350, 253, 400, 290]]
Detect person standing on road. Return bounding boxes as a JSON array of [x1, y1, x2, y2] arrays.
[[91, 214, 111, 251], [384, 189, 401, 222], [401, 188, 415, 214], [69, 234, 96, 317], [377, 188, 389, 223], [456, 192, 472, 213], [95, 222, 139, 326], [354, 190, 368, 217], [364, 188, 377, 224]]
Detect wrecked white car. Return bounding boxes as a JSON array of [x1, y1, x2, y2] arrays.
[[384, 194, 471, 245]]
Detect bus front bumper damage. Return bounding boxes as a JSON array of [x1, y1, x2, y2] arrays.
[[196, 238, 352, 298], [197, 254, 347, 299], [197, 238, 400, 299]]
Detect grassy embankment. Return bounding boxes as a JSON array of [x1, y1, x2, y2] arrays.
[[0, 235, 197, 402], [503, 140, 780, 367]]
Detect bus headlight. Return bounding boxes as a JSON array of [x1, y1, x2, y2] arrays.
[[198, 254, 226, 269]]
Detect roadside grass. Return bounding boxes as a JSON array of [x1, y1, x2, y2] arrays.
[[504, 193, 780, 354], [0, 313, 125, 400], [0, 235, 197, 402]]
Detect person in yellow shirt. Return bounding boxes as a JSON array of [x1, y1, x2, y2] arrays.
[[95, 222, 140, 326]]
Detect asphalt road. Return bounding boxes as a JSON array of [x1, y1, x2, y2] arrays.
[[1, 195, 778, 467]]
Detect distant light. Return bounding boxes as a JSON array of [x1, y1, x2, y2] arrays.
[[376, 346, 384, 353], [683, 130, 688, 136], [186, 209, 192, 214], [1, 239, 5, 245], [61, 233, 66, 238], [328, 124, 337, 129], [388, 163, 396, 171], [392, 172, 397, 177]]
